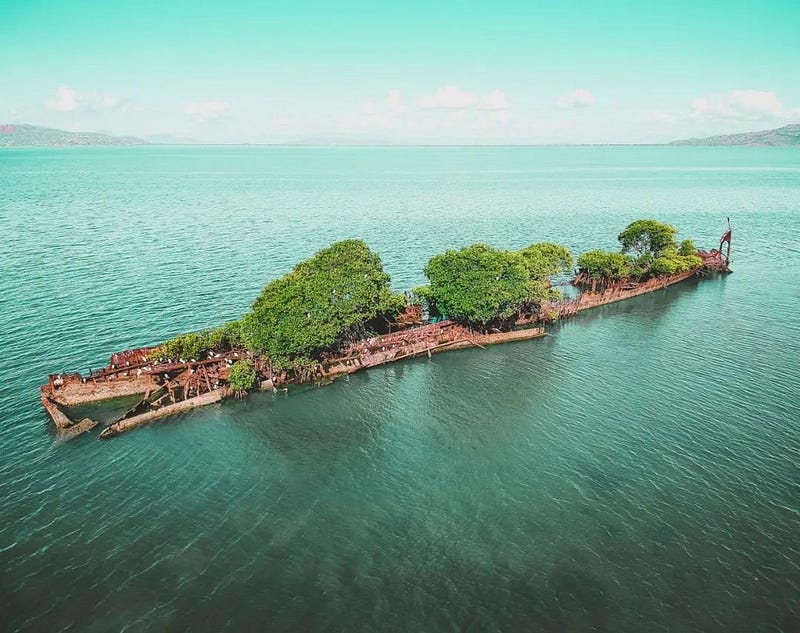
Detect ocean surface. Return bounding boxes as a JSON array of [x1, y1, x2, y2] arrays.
[[1, 146, 798, 632]]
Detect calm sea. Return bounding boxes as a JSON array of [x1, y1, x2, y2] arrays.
[[0, 146, 798, 632]]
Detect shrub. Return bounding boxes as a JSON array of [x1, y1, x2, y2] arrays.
[[678, 239, 697, 257], [423, 243, 547, 327], [228, 359, 256, 395], [162, 331, 208, 360], [576, 250, 633, 282], [651, 247, 702, 275]]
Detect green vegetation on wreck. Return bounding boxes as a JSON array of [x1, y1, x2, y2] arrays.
[[154, 239, 402, 373], [154, 238, 575, 375], [240, 239, 403, 369], [151, 220, 701, 386], [159, 321, 243, 360], [414, 242, 573, 328], [228, 359, 256, 397], [576, 219, 702, 288]]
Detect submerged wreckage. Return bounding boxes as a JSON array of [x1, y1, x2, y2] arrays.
[[42, 221, 732, 439]]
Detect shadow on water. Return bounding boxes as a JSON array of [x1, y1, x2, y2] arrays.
[[224, 377, 388, 461], [547, 275, 705, 335]]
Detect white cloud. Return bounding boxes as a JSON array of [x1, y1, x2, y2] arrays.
[[555, 88, 596, 109], [691, 90, 788, 120], [46, 85, 141, 113], [386, 89, 406, 113], [479, 89, 510, 111], [415, 85, 510, 111], [362, 100, 376, 116], [47, 86, 80, 111], [418, 85, 478, 109], [183, 100, 231, 121], [486, 109, 511, 124], [645, 110, 678, 124], [357, 86, 513, 139], [361, 86, 511, 121]]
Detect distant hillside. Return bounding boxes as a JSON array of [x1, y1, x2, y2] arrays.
[[670, 124, 800, 146], [0, 124, 147, 147]]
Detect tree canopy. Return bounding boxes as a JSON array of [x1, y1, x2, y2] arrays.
[[419, 241, 571, 327], [576, 220, 701, 288], [518, 242, 574, 279], [153, 223, 704, 380], [239, 239, 402, 368], [678, 239, 696, 257], [576, 250, 633, 283], [618, 219, 678, 257]]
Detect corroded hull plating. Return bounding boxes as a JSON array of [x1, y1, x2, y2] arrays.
[[42, 251, 730, 439]]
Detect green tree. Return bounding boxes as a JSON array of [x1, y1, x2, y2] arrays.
[[651, 246, 702, 275], [618, 219, 678, 257], [678, 239, 697, 257], [240, 240, 400, 369], [228, 359, 256, 397], [576, 250, 633, 282], [422, 243, 546, 327], [518, 242, 574, 279]]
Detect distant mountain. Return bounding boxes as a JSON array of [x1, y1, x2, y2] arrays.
[[0, 124, 147, 147], [670, 124, 800, 146]]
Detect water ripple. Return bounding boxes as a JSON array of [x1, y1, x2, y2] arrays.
[[1, 146, 799, 632]]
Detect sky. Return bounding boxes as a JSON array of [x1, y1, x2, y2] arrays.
[[1, 0, 799, 144]]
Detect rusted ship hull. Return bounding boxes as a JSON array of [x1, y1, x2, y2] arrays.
[[42, 252, 731, 438], [98, 389, 227, 439], [42, 324, 549, 437]]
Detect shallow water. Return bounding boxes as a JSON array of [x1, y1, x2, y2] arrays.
[[1, 146, 799, 632]]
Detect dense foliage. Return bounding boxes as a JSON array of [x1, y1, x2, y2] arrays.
[[678, 239, 697, 256], [576, 220, 701, 287], [518, 242, 574, 279], [650, 247, 702, 275], [421, 244, 535, 325], [157, 321, 242, 360], [239, 240, 402, 368], [576, 250, 633, 282], [228, 359, 256, 395], [151, 222, 702, 377], [418, 241, 572, 327], [618, 219, 678, 257]]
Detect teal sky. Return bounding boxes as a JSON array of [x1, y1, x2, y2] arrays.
[[1, 0, 799, 143]]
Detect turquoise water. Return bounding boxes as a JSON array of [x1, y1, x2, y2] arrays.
[[1, 146, 799, 632]]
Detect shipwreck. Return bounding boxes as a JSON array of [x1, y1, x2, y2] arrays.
[[41, 220, 732, 439]]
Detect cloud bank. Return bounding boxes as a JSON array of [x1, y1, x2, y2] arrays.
[[691, 90, 789, 120], [183, 100, 231, 121], [46, 86, 139, 113], [555, 89, 596, 109], [416, 86, 510, 111]]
